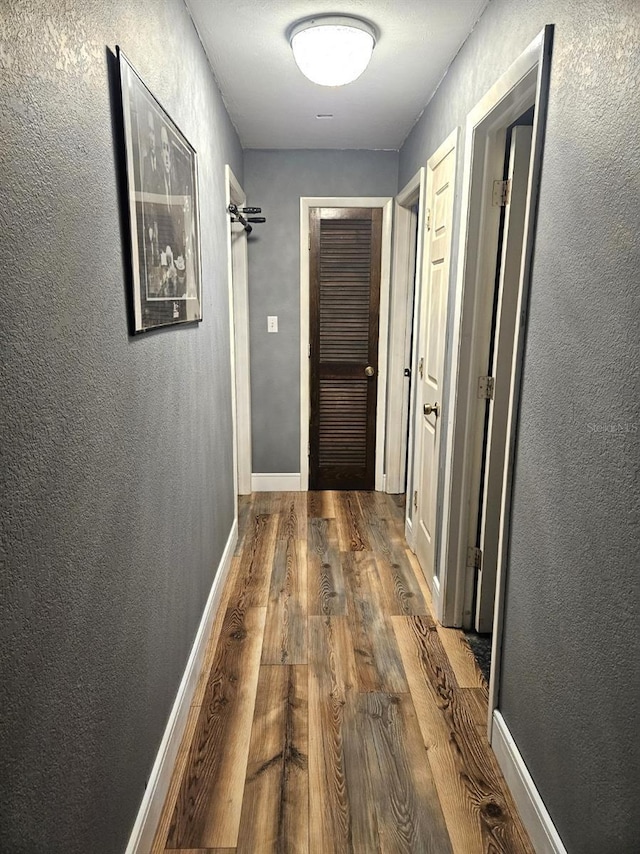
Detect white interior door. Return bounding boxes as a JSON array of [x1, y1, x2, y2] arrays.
[[413, 135, 457, 581], [475, 125, 533, 631]]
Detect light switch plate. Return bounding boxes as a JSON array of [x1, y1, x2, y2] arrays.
[[267, 315, 278, 333]]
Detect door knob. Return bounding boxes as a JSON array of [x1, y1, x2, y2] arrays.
[[424, 402, 440, 417], [364, 366, 375, 377]]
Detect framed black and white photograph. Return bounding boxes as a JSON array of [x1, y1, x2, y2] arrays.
[[118, 48, 202, 332]]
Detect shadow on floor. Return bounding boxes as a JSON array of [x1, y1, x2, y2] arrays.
[[464, 631, 492, 685]]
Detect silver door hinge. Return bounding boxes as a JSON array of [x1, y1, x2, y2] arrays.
[[413, 490, 418, 510], [478, 376, 495, 400], [492, 178, 512, 207], [467, 547, 482, 570], [308, 233, 311, 250], [418, 357, 424, 379], [426, 208, 432, 231]]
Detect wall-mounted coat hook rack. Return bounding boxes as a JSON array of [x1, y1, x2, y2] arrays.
[[228, 203, 266, 234]]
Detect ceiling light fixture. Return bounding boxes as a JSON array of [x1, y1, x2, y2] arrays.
[[289, 16, 376, 87]]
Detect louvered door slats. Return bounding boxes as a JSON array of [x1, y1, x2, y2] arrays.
[[318, 379, 368, 467], [319, 220, 372, 363]]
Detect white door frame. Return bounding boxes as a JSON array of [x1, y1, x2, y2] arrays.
[[475, 124, 533, 633], [387, 169, 426, 503], [299, 197, 393, 492], [225, 165, 252, 496], [428, 26, 553, 719]]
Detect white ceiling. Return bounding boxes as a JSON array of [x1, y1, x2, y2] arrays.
[[185, 0, 488, 149]]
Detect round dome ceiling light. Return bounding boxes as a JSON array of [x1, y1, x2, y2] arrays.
[[289, 16, 377, 87]]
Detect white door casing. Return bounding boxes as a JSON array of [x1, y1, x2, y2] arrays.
[[225, 166, 252, 496], [299, 197, 393, 492], [412, 131, 458, 589], [475, 126, 533, 632], [387, 169, 426, 507]]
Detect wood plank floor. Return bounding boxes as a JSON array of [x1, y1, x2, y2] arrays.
[[152, 491, 534, 854]]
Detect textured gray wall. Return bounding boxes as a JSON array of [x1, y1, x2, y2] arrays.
[[0, 1, 242, 852], [400, 1, 640, 851], [244, 149, 399, 473]]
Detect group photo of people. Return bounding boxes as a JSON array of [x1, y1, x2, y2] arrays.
[[134, 97, 199, 302]]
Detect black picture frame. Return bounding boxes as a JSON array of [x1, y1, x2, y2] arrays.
[[117, 47, 202, 332]]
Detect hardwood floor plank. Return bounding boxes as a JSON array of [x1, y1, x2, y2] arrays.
[[308, 615, 359, 854], [358, 491, 410, 553], [436, 624, 487, 689], [308, 518, 346, 617], [167, 607, 267, 850], [277, 492, 308, 542], [151, 705, 202, 854], [232, 513, 278, 609], [379, 492, 408, 546], [354, 492, 395, 558], [307, 490, 336, 519], [252, 491, 285, 515], [192, 555, 244, 706], [343, 552, 408, 693], [377, 490, 401, 517], [335, 491, 370, 552], [374, 549, 432, 617], [166, 849, 235, 853], [458, 687, 490, 733], [237, 665, 308, 854], [235, 494, 253, 555], [260, 490, 308, 669], [392, 615, 535, 853], [389, 493, 406, 514], [360, 693, 453, 854], [262, 536, 308, 665], [340, 692, 382, 854], [403, 549, 437, 619]]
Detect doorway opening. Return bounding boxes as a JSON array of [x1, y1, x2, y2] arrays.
[[299, 197, 393, 492], [308, 206, 382, 490], [430, 27, 553, 735], [463, 106, 536, 681]]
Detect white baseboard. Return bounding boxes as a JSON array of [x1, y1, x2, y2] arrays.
[[404, 516, 414, 548], [491, 711, 567, 854], [431, 573, 442, 620], [125, 517, 239, 854], [251, 473, 302, 491]]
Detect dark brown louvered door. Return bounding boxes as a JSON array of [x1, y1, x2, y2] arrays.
[[309, 207, 382, 490]]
